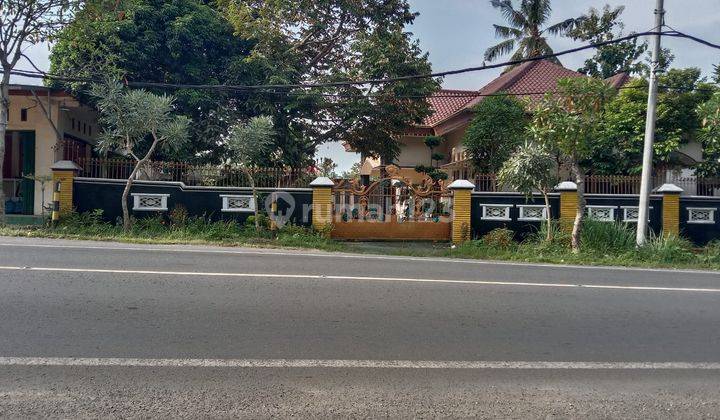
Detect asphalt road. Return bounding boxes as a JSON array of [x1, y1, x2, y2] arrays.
[[1, 236, 720, 418]]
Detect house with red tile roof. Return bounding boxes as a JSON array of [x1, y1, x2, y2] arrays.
[[356, 60, 631, 182]]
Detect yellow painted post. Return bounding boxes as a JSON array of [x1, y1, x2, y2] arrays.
[[449, 180, 475, 244], [50, 161, 82, 214], [555, 181, 578, 233], [310, 177, 335, 231], [657, 183, 683, 237]]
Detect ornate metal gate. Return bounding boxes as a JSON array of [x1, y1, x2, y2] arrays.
[[332, 165, 452, 241]]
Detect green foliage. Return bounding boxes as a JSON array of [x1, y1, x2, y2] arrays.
[[481, 228, 515, 250], [579, 221, 635, 254], [341, 162, 362, 179], [414, 164, 448, 181], [91, 80, 191, 158], [464, 95, 527, 173], [221, 0, 439, 165], [424, 136, 443, 150], [49, 0, 253, 162], [569, 5, 647, 78], [317, 157, 338, 178], [596, 69, 714, 174], [696, 91, 720, 176], [245, 214, 271, 229], [431, 153, 445, 163], [497, 142, 557, 197], [226, 116, 277, 168], [532, 77, 614, 162], [484, 0, 578, 65], [168, 205, 189, 228]]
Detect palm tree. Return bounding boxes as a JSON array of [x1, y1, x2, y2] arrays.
[[484, 0, 577, 65]]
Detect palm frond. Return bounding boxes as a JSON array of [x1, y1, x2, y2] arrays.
[[490, 0, 528, 30], [521, 0, 552, 26], [485, 38, 516, 62], [544, 18, 577, 36], [494, 24, 523, 39]]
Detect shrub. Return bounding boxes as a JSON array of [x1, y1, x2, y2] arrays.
[[580, 221, 635, 254], [169, 205, 189, 228], [637, 233, 695, 263], [246, 214, 270, 229], [133, 215, 167, 235], [482, 228, 515, 249], [314, 223, 333, 239]]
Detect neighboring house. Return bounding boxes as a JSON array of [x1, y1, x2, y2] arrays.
[[356, 60, 632, 181], [3, 85, 98, 216]]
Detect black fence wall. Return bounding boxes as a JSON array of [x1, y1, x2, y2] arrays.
[[470, 193, 560, 240], [679, 197, 720, 245], [470, 193, 664, 241], [73, 178, 313, 227]]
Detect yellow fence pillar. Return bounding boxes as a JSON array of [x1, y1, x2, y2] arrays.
[[657, 183, 683, 237], [310, 177, 335, 231], [50, 160, 82, 214], [555, 181, 578, 233], [449, 180, 475, 244]]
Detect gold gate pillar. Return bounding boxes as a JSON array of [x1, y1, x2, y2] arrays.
[[555, 181, 578, 233], [656, 183, 683, 237], [50, 160, 82, 214], [310, 177, 335, 230], [448, 179, 475, 244]]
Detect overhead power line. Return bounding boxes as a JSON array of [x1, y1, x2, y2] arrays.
[[8, 29, 720, 97]]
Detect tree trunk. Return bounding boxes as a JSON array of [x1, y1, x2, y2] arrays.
[[122, 139, 161, 231], [121, 174, 134, 231], [243, 167, 259, 232], [571, 161, 586, 253], [542, 190, 553, 242], [0, 71, 10, 224]]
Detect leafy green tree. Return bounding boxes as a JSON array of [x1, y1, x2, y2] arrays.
[[227, 116, 276, 231], [484, 0, 578, 65], [595, 68, 713, 174], [497, 142, 557, 240], [92, 80, 191, 231], [49, 0, 253, 162], [463, 95, 527, 173], [317, 157, 338, 178], [568, 5, 647, 78], [531, 77, 614, 252], [221, 0, 439, 166], [341, 162, 362, 179], [696, 92, 720, 176]]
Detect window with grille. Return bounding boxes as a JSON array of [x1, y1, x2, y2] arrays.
[[221, 195, 255, 213], [586, 206, 615, 222], [518, 205, 546, 221], [481, 204, 511, 221], [687, 208, 716, 224], [622, 206, 652, 222], [131, 193, 169, 211]]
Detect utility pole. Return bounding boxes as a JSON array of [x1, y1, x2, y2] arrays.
[[636, 0, 665, 246]]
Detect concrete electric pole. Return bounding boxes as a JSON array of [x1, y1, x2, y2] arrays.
[[636, 0, 665, 246]]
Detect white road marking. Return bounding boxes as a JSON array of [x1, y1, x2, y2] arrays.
[[0, 241, 717, 275], [0, 265, 718, 293], [0, 357, 719, 370]]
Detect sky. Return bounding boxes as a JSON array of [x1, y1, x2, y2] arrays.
[[11, 0, 720, 172]]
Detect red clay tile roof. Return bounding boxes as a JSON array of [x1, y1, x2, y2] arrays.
[[422, 89, 477, 126], [605, 72, 631, 88], [422, 60, 625, 128]]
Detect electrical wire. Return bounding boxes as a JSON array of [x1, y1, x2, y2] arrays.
[[8, 29, 720, 100]]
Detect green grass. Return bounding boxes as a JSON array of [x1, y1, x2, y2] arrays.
[[1, 212, 718, 271]]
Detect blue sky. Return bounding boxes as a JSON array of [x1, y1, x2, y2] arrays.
[[13, 0, 720, 172]]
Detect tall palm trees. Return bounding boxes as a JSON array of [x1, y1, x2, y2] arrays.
[[484, 0, 577, 65]]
